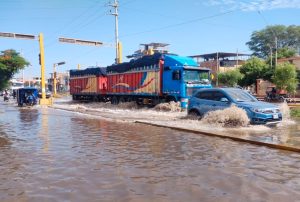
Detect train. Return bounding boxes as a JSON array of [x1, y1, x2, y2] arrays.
[[69, 52, 212, 108]]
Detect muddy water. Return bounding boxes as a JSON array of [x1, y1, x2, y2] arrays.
[[1, 103, 300, 201]]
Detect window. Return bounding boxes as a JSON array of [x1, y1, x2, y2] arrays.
[[183, 70, 210, 84], [195, 91, 214, 100], [212, 91, 227, 101], [172, 70, 181, 80]]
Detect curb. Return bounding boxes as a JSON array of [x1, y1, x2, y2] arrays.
[[135, 121, 300, 153]]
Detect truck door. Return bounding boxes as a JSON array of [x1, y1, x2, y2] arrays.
[[162, 68, 181, 100]]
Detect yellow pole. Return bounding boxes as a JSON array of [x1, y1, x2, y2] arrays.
[[39, 33, 52, 105], [53, 64, 57, 97], [39, 33, 46, 100], [77, 64, 80, 70], [117, 41, 122, 64]]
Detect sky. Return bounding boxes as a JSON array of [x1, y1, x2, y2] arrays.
[[1, 0, 300, 79]]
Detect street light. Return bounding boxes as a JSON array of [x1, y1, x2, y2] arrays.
[[53, 61, 65, 97], [0, 32, 35, 40], [59, 37, 103, 46]]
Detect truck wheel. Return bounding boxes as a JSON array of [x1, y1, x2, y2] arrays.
[[93, 96, 98, 102], [119, 97, 125, 103], [111, 96, 119, 105], [167, 96, 176, 103], [188, 110, 201, 120]]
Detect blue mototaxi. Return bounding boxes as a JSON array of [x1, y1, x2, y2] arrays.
[[17, 87, 38, 107]]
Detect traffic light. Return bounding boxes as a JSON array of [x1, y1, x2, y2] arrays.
[[38, 54, 41, 65]]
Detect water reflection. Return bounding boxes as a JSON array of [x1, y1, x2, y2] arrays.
[[19, 108, 39, 124], [0, 136, 10, 147]]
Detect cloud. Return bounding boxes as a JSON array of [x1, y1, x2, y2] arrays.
[[206, 0, 300, 11]]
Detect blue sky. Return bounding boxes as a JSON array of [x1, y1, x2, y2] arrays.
[[1, 0, 300, 78]]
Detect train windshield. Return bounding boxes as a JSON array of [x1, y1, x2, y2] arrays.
[[183, 70, 210, 84]]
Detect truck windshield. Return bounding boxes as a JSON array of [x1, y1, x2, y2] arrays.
[[183, 70, 210, 84]]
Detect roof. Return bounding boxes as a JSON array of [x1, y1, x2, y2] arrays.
[[190, 52, 251, 59]]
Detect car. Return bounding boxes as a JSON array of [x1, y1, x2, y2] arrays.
[[187, 88, 282, 124], [38, 89, 52, 98]]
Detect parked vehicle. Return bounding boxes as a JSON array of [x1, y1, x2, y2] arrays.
[[188, 88, 282, 124], [17, 87, 38, 107], [69, 53, 212, 108], [264, 86, 286, 102], [38, 89, 52, 99]]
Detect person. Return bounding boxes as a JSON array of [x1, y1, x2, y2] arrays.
[[12, 90, 16, 99], [271, 87, 276, 99], [3, 89, 9, 101], [26, 92, 36, 106]]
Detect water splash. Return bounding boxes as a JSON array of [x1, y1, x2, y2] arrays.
[[154, 101, 181, 112], [201, 105, 250, 127], [278, 102, 290, 120]]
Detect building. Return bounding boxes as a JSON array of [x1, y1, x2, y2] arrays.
[[190, 52, 250, 84], [277, 56, 300, 70], [48, 72, 70, 92], [23, 77, 43, 88]]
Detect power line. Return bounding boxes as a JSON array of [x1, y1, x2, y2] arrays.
[[119, 9, 237, 39]]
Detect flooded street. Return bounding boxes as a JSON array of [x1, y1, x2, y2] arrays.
[[1, 101, 300, 201]]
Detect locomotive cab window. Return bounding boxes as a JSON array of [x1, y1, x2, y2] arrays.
[[172, 70, 181, 80]]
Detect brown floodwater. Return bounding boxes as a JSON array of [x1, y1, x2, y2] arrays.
[[0, 102, 300, 202]]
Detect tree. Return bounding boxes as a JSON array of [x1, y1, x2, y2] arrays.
[[0, 49, 29, 90], [246, 25, 300, 58], [273, 63, 298, 94], [238, 57, 271, 87], [218, 69, 243, 87]]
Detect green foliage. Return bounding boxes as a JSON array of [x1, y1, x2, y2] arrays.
[[277, 47, 297, 59], [0, 49, 29, 90], [273, 63, 298, 94], [238, 57, 272, 87], [246, 25, 300, 58], [218, 69, 243, 87], [290, 108, 300, 118]]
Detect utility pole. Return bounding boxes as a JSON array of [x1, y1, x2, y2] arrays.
[[236, 49, 239, 68], [216, 52, 219, 87], [110, 0, 120, 64], [275, 36, 278, 68], [269, 45, 273, 68]]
